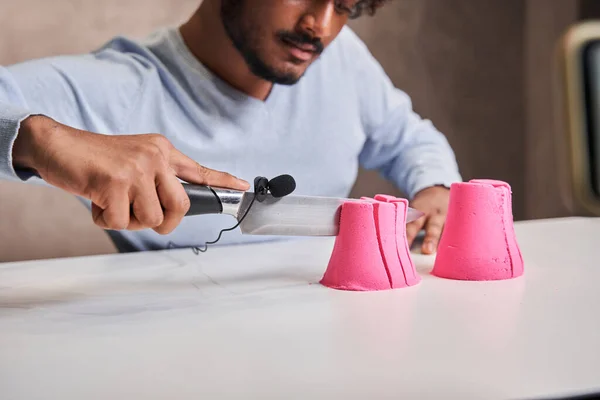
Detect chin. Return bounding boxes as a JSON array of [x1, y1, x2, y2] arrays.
[[268, 74, 301, 85], [245, 50, 311, 85], [271, 61, 311, 84], [255, 65, 305, 85], [274, 71, 305, 85]]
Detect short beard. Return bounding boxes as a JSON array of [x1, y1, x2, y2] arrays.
[[220, 0, 300, 85]]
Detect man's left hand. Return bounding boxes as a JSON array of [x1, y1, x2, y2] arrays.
[[406, 186, 450, 255]]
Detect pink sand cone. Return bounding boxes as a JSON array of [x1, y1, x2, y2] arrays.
[[320, 196, 421, 291], [321, 201, 391, 291], [361, 197, 408, 289], [375, 195, 421, 286], [431, 179, 524, 281]]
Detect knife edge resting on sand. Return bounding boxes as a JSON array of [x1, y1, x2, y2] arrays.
[[181, 174, 425, 239]]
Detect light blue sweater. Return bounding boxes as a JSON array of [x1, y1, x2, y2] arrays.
[[0, 26, 461, 252]]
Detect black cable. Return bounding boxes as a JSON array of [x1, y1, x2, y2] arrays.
[[191, 193, 257, 254], [166, 174, 295, 254], [165, 193, 257, 254]]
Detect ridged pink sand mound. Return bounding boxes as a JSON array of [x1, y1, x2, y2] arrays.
[[431, 179, 524, 281], [320, 195, 421, 291]]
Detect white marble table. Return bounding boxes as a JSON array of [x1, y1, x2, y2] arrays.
[[1, 217, 600, 399]]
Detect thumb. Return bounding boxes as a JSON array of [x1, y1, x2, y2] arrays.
[[169, 148, 250, 191]]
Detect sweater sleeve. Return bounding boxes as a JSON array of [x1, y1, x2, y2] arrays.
[[0, 91, 31, 181], [0, 40, 148, 183], [340, 28, 462, 199]]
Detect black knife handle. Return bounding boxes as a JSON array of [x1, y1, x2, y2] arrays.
[[182, 183, 223, 216]]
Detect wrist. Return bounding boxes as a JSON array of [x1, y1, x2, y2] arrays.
[[13, 115, 59, 172]]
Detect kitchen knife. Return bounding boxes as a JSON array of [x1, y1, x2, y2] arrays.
[[182, 183, 425, 236]]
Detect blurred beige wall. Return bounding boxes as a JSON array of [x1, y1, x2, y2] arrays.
[[0, 0, 586, 262], [0, 0, 199, 262]]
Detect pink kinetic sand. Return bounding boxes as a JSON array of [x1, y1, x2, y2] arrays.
[[431, 179, 524, 281], [320, 195, 421, 291]]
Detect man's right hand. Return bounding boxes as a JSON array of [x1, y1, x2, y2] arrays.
[[12, 115, 250, 234]]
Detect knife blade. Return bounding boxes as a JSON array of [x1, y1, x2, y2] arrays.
[[182, 183, 424, 237]]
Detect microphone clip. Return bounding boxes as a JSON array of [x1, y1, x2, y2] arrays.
[[173, 173, 297, 254], [254, 176, 270, 202], [253, 174, 296, 202]]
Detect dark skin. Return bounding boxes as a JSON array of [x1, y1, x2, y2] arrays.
[[180, 0, 348, 100], [12, 0, 450, 251]]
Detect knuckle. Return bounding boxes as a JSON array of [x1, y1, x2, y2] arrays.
[[148, 134, 170, 149], [154, 223, 175, 235], [112, 221, 129, 231], [134, 143, 161, 165], [131, 141, 163, 163], [126, 159, 147, 179], [91, 186, 112, 207], [143, 143, 169, 171], [105, 216, 128, 231], [154, 227, 172, 235], [145, 142, 163, 158], [430, 219, 445, 230], [426, 227, 442, 238], [196, 163, 210, 178], [109, 172, 131, 187], [177, 195, 191, 213], [94, 169, 128, 188], [143, 211, 164, 227], [160, 184, 190, 214]]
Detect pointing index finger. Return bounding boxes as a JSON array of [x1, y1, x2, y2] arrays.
[[169, 148, 250, 191]]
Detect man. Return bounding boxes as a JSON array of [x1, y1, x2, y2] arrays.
[[0, 0, 461, 254]]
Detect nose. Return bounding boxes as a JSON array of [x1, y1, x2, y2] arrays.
[[298, 0, 336, 39]]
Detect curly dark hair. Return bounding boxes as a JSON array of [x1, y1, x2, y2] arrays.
[[348, 0, 389, 19]]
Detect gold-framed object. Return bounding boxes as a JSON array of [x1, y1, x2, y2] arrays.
[[559, 20, 600, 215]]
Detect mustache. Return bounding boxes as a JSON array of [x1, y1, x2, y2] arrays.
[[277, 31, 324, 54]]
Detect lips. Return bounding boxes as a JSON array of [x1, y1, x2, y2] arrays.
[[281, 37, 317, 59], [283, 38, 316, 52]]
